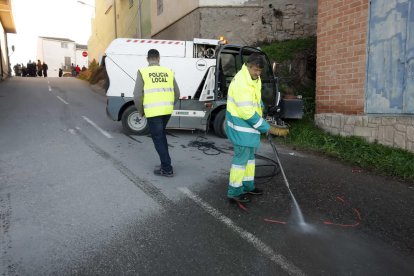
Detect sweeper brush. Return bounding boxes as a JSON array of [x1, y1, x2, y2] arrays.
[[269, 122, 289, 137]]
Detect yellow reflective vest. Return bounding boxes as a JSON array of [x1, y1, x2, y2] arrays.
[[226, 64, 270, 148], [139, 66, 175, 118]]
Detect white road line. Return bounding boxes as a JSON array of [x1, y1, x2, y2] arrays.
[[48, 85, 52, 91], [56, 95, 69, 105], [178, 187, 305, 276], [82, 116, 113, 138]]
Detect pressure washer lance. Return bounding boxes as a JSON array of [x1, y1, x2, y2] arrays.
[[267, 133, 291, 189], [267, 133, 308, 227]]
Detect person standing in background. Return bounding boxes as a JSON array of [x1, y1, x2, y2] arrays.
[[75, 65, 81, 76], [71, 63, 76, 76], [37, 60, 42, 77], [42, 62, 48, 77]]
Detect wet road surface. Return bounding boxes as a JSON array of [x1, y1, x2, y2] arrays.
[[0, 77, 413, 275]]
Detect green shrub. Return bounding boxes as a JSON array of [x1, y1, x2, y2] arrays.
[[278, 119, 414, 182], [261, 37, 316, 63], [260, 37, 316, 117]]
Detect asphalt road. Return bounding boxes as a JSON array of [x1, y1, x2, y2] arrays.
[[0, 77, 413, 275]]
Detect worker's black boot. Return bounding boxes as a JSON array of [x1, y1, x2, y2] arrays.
[[245, 188, 263, 195], [228, 193, 250, 203], [153, 168, 174, 177]]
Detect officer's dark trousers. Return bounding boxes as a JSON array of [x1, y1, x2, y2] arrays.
[[147, 115, 173, 173]]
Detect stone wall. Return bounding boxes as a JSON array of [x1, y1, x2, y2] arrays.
[[260, 0, 317, 41], [199, 7, 264, 45], [152, 10, 202, 41], [315, 114, 414, 153], [152, 0, 317, 44]]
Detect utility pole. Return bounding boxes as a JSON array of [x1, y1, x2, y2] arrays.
[[138, 0, 143, 38], [114, 0, 118, 38]]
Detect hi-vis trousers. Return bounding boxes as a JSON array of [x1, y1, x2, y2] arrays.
[[227, 145, 256, 197]]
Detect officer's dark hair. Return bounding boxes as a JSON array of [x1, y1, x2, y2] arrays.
[[247, 53, 265, 69], [147, 49, 160, 59]]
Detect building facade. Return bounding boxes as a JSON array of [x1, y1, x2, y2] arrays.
[[316, 0, 414, 152], [0, 0, 16, 80], [87, 0, 316, 64], [36, 37, 88, 77], [88, 0, 151, 64]]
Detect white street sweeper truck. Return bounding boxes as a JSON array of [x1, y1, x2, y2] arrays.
[[104, 37, 303, 137]]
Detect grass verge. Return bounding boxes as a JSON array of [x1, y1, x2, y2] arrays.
[[274, 119, 414, 183]]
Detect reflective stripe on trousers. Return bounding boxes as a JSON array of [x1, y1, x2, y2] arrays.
[[228, 145, 256, 197], [229, 159, 255, 187]]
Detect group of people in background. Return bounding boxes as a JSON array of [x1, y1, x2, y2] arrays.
[[59, 64, 85, 77], [13, 61, 87, 78], [71, 63, 82, 77], [13, 60, 48, 77]]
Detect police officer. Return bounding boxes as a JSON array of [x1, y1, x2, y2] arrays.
[[133, 49, 180, 177], [226, 53, 270, 203]]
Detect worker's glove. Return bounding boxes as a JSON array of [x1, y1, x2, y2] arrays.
[[267, 106, 280, 115]]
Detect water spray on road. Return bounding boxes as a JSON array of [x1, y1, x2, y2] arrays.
[[267, 135, 314, 233]]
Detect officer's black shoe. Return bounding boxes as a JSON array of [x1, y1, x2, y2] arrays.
[[228, 193, 250, 203], [153, 168, 174, 177], [245, 188, 263, 195]]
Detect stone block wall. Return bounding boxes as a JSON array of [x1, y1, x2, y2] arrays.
[[152, 0, 317, 45], [315, 114, 414, 153], [261, 0, 317, 42], [199, 7, 264, 45], [152, 10, 202, 41]]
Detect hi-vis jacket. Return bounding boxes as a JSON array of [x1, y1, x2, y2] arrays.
[[139, 66, 175, 118], [226, 64, 270, 148]]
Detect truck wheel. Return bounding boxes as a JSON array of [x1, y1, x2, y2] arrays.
[[121, 105, 149, 135], [214, 109, 227, 138]]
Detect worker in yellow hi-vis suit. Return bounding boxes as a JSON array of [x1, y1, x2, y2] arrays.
[[226, 53, 270, 203]]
